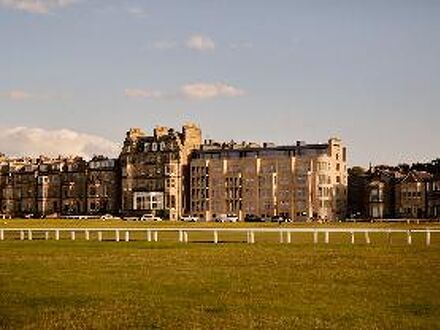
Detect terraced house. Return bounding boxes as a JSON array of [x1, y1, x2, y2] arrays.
[[0, 156, 119, 218]]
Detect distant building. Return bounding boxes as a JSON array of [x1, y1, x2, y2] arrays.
[[395, 171, 432, 218], [190, 138, 347, 221], [366, 167, 402, 219], [0, 156, 120, 217], [120, 123, 202, 220], [427, 175, 440, 218]]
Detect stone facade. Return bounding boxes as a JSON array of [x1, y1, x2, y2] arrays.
[[87, 157, 120, 215], [190, 138, 347, 221], [120, 123, 202, 220], [0, 156, 119, 217]]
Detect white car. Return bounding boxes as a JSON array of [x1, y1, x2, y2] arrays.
[[100, 214, 118, 220], [140, 214, 162, 221], [215, 214, 239, 222], [180, 215, 199, 222]]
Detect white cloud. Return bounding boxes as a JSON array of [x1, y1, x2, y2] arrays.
[[0, 0, 77, 14], [0, 127, 120, 159], [124, 88, 164, 99], [125, 83, 245, 101], [185, 34, 215, 51], [181, 83, 245, 100], [0, 90, 33, 101]]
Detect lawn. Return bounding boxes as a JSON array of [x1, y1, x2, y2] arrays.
[[0, 238, 439, 329]]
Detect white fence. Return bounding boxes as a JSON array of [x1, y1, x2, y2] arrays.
[[0, 227, 439, 245]]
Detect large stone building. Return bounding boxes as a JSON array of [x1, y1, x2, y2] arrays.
[[119, 123, 202, 220], [190, 138, 347, 221]]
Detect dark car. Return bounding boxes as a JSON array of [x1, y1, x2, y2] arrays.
[[244, 214, 263, 222]]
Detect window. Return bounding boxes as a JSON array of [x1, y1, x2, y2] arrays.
[[133, 192, 164, 210]]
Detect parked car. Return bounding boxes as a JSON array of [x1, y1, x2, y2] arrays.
[[140, 214, 162, 221], [100, 214, 119, 220], [180, 215, 199, 222], [215, 214, 239, 222], [271, 215, 292, 223], [244, 214, 263, 222]]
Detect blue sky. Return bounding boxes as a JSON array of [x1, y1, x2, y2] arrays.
[[0, 0, 439, 165]]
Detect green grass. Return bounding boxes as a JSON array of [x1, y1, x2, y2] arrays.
[[0, 239, 439, 329]]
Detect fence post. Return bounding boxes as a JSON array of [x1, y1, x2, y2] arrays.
[[115, 230, 120, 242], [28, 230, 32, 241], [279, 231, 284, 244], [45, 231, 49, 240], [351, 232, 355, 245], [286, 231, 292, 244], [313, 230, 318, 244], [325, 231, 329, 244], [407, 230, 412, 245], [0, 229, 3, 241], [98, 231, 102, 242], [71, 231, 76, 241], [154, 231, 159, 242], [85, 230, 90, 241], [250, 230, 255, 244], [178, 230, 183, 243], [364, 231, 371, 244], [55, 230, 60, 241], [214, 230, 218, 244], [20, 230, 24, 241], [147, 230, 152, 242], [426, 230, 431, 246], [125, 231, 130, 242], [183, 231, 188, 243]]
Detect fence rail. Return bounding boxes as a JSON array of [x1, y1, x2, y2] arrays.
[[0, 227, 439, 245]]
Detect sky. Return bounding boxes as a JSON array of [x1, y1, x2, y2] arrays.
[[0, 0, 439, 166]]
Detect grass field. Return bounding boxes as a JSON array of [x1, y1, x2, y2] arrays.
[[1, 221, 440, 329]]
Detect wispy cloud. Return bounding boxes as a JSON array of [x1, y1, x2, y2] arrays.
[[181, 83, 245, 100], [124, 88, 164, 100], [124, 83, 245, 101], [0, 89, 50, 101], [0, 0, 77, 14], [185, 34, 215, 51], [0, 127, 119, 159], [127, 6, 148, 18]]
